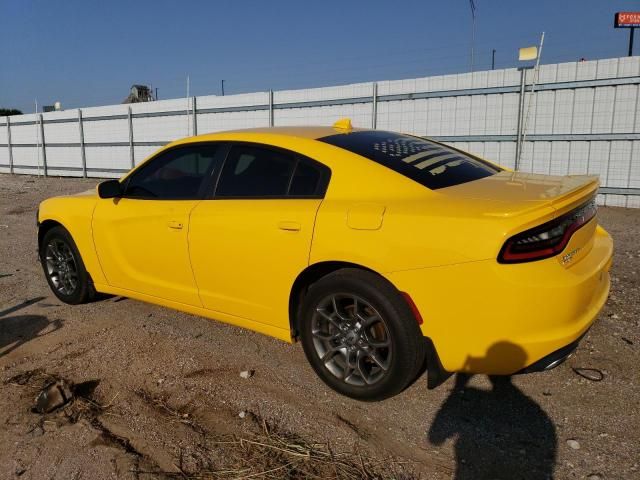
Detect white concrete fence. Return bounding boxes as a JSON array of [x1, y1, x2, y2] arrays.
[[1, 55, 639, 207]]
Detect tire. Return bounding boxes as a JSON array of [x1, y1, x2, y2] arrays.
[[39, 226, 95, 305], [299, 268, 425, 401]]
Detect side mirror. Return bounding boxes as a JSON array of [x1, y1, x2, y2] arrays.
[[98, 180, 123, 199]]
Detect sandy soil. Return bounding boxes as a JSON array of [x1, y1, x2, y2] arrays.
[[0, 173, 638, 479]]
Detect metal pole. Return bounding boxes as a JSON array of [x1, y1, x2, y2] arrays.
[[515, 68, 527, 170], [221, 80, 225, 96], [78, 109, 87, 178], [268, 90, 274, 127], [491, 49, 496, 70], [629, 27, 635, 57], [127, 106, 135, 169], [192, 96, 197, 136], [186, 76, 190, 136], [6, 117, 13, 174], [470, 16, 475, 72], [371, 82, 378, 129], [39, 114, 47, 177]]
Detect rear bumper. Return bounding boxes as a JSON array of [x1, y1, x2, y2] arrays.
[[516, 330, 586, 374], [387, 225, 613, 375]]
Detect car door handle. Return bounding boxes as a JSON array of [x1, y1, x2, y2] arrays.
[[167, 220, 184, 230], [278, 221, 301, 231]]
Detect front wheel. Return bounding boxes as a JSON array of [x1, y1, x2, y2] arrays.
[[40, 226, 95, 304], [299, 269, 425, 401]]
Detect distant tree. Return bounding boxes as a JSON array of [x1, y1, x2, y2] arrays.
[[0, 108, 23, 116]]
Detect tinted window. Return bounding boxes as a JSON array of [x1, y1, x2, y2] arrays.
[[289, 160, 324, 196], [124, 144, 221, 199], [318, 131, 500, 190], [216, 145, 296, 197]]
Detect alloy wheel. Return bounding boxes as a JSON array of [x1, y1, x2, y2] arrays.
[[311, 294, 392, 386], [44, 239, 78, 296]]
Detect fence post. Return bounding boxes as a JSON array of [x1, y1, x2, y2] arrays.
[[515, 66, 533, 170], [76, 109, 87, 178], [269, 90, 274, 127], [6, 116, 13, 174], [371, 82, 378, 129], [192, 96, 198, 136], [127, 107, 135, 169], [39, 114, 48, 177]]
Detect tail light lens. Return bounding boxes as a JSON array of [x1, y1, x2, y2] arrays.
[[498, 198, 597, 264]]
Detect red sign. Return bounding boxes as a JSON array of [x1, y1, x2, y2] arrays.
[[615, 12, 640, 28]]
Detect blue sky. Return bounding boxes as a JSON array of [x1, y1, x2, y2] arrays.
[[1, 0, 639, 113]]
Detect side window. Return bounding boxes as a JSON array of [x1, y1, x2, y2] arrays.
[[289, 160, 325, 196], [216, 145, 296, 197], [124, 144, 222, 199]]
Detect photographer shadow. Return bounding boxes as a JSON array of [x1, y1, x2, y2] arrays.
[[428, 342, 557, 480], [1, 298, 62, 358]]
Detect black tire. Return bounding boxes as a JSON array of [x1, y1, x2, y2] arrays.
[[299, 268, 425, 401], [39, 226, 95, 305]]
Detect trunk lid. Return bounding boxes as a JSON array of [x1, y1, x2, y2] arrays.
[[440, 171, 599, 218]]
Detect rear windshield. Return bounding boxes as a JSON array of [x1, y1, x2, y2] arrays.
[[318, 130, 500, 190]]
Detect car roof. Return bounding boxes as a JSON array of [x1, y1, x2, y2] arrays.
[[188, 126, 369, 142]]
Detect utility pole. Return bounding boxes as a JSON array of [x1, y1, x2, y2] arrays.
[[491, 49, 496, 70], [629, 27, 636, 56], [221, 79, 225, 96], [469, 0, 477, 72]]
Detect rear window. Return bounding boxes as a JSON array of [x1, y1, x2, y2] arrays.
[[318, 130, 500, 190]]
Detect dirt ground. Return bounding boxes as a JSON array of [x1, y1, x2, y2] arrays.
[[0, 173, 638, 480]]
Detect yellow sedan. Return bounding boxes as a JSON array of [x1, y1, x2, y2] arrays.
[[37, 120, 613, 400]]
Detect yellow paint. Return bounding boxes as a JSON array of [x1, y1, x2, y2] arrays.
[[38, 126, 614, 375]]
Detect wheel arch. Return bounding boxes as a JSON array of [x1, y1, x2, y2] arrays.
[[38, 219, 65, 249], [288, 261, 380, 340]]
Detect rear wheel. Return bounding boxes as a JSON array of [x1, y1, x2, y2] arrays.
[[40, 226, 94, 304], [299, 269, 425, 401]]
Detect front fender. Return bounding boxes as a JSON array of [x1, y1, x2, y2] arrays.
[[38, 195, 106, 285]]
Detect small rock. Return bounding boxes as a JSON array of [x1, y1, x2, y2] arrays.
[[610, 313, 620, 319], [240, 370, 254, 379], [238, 411, 246, 419], [566, 439, 580, 450], [543, 390, 552, 396], [157, 378, 164, 384], [587, 474, 602, 480]]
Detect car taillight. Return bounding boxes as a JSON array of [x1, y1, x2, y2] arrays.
[[498, 198, 597, 264]]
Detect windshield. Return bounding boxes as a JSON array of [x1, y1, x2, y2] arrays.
[[318, 130, 500, 190]]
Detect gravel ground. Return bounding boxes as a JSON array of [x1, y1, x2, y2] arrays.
[[0, 173, 638, 480]]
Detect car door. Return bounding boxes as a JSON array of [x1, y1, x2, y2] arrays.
[[189, 143, 330, 330], [92, 143, 225, 306]]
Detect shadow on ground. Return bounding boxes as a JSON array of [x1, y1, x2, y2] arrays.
[[428, 342, 557, 480], [0, 297, 62, 357]]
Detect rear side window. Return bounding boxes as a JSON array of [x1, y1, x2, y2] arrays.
[[289, 160, 325, 196], [215, 145, 330, 198], [318, 130, 500, 190], [124, 144, 222, 199]]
